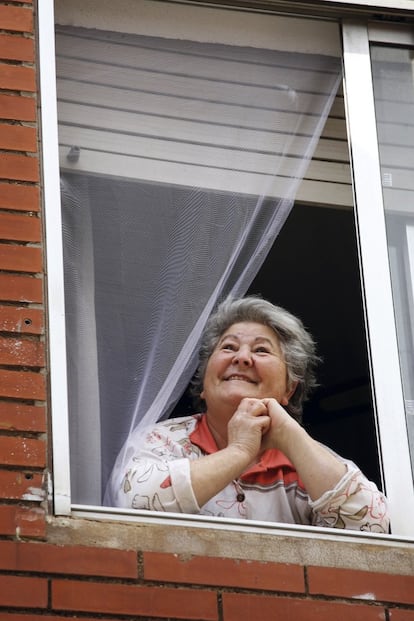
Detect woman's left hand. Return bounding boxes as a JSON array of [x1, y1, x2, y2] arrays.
[[260, 397, 297, 452], [259, 397, 347, 500]]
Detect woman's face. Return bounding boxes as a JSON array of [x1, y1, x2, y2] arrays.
[[201, 321, 295, 413]]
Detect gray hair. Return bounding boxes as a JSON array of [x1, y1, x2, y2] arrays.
[[192, 296, 320, 421]]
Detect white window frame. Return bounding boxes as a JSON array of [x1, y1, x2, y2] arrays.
[[39, 0, 414, 538], [38, 0, 71, 515], [342, 20, 414, 535]]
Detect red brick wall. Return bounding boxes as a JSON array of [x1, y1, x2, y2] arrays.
[[0, 2, 413, 620], [0, 543, 413, 620], [0, 0, 47, 541]]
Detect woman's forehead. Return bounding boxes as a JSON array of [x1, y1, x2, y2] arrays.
[[219, 321, 280, 344]]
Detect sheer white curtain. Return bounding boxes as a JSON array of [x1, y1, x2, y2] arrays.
[[57, 26, 341, 505]]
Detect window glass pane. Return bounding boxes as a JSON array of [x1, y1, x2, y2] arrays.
[[55, 10, 343, 507], [371, 45, 414, 477]]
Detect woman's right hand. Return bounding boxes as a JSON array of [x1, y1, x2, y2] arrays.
[[227, 398, 270, 462], [190, 398, 270, 507]]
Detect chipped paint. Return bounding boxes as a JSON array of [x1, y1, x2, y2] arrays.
[[353, 592, 376, 600], [22, 486, 46, 502], [21, 507, 44, 521]]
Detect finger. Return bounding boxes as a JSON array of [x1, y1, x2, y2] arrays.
[[261, 397, 279, 409], [239, 397, 268, 416], [230, 406, 270, 434], [262, 398, 286, 417], [258, 414, 271, 434]]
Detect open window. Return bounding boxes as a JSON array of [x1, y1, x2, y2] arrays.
[[40, 0, 414, 534], [248, 203, 381, 487], [53, 0, 348, 506]]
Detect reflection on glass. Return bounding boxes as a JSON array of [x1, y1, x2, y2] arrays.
[[371, 45, 414, 476]]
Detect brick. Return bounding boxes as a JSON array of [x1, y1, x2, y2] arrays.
[[0, 124, 37, 152], [0, 575, 47, 608], [144, 552, 304, 592], [0, 244, 42, 273], [0, 64, 36, 91], [3, 330, 44, 361], [0, 306, 43, 335], [0, 402, 46, 432], [1, 612, 99, 621], [52, 579, 218, 620], [0, 368, 46, 400], [0, 182, 39, 210], [0, 6, 33, 33], [0, 436, 46, 467], [222, 593, 385, 621], [389, 610, 414, 620], [0, 273, 43, 302], [0, 541, 138, 578], [0, 212, 41, 242], [0, 94, 36, 123], [0, 34, 34, 62], [0, 617, 98, 621], [308, 566, 414, 606], [0, 153, 39, 182], [0, 335, 44, 366], [0, 469, 44, 500], [0, 504, 46, 537]]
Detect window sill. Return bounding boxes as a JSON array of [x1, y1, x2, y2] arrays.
[[45, 506, 414, 575]]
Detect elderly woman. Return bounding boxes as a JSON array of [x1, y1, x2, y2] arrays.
[[108, 296, 389, 531]]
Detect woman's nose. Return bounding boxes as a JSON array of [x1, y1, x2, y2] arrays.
[[233, 346, 253, 366]]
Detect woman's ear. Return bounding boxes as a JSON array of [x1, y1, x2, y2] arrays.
[[280, 381, 298, 406]]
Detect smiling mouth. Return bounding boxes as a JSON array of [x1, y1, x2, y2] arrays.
[[225, 374, 257, 384]]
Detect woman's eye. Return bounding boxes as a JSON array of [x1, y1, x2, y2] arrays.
[[255, 346, 270, 354], [222, 343, 237, 351]]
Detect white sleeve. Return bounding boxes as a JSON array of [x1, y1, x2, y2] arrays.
[[108, 418, 201, 514], [169, 459, 200, 513], [310, 463, 389, 532]]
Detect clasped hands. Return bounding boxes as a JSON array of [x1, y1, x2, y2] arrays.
[[226, 397, 297, 463]]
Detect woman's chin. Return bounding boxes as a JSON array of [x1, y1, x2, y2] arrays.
[[223, 385, 260, 404]]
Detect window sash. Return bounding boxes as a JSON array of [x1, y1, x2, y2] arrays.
[[342, 19, 414, 536], [38, 0, 71, 514]]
